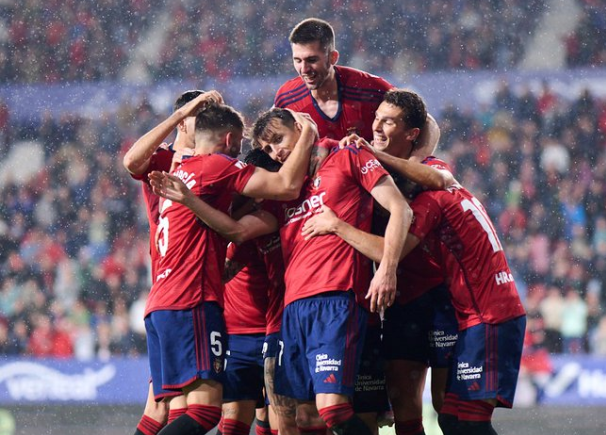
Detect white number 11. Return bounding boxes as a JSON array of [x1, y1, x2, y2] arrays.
[[461, 197, 503, 253]]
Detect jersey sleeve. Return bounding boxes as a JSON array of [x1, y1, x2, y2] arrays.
[[130, 146, 173, 182], [422, 156, 453, 173], [409, 192, 443, 240], [205, 154, 256, 194]]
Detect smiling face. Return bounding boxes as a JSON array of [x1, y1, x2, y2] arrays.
[[372, 102, 417, 158], [257, 119, 301, 164], [292, 41, 337, 91]]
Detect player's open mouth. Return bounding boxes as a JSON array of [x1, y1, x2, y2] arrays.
[[373, 135, 387, 145]]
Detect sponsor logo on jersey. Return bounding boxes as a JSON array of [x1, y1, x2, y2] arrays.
[[155, 268, 172, 282], [360, 159, 381, 175], [495, 271, 514, 285], [284, 192, 326, 224]]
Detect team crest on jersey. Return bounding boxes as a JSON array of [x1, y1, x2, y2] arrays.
[[313, 176, 321, 189], [213, 357, 224, 374]]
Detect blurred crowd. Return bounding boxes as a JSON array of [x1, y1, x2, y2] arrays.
[[565, 0, 606, 68], [1, 0, 549, 84], [0, 80, 605, 360]]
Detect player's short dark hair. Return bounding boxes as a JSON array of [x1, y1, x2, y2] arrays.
[[289, 18, 335, 52], [195, 103, 245, 135], [244, 148, 282, 172], [383, 89, 427, 130], [251, 108, 296, 149], [173, 90, 204, 112]]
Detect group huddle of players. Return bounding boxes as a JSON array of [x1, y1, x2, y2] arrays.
[[123, 18, 526, 435]]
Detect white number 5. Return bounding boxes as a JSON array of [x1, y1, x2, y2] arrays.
[[210, 331, 223, 357]]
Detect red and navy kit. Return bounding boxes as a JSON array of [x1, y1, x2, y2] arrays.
[[272, 140, 389, 401], [224, 240, 269, 335], [145, 153, 255, 317], [272, 141, 388, 309], [129, 144, 174, 279], [274, 66, 393, 141], [224, 232, 285, 335], [409, 157, 525, 330]]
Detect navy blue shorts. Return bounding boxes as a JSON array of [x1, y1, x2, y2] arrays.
[[353, 323, 389, 413], [275, 291, 368, 401], [145, 303, 226, 400], [383, 285, 458, 368], [447, 316, 526, 408], [223, 333, 265, 403], [263, 332, 280, 360]]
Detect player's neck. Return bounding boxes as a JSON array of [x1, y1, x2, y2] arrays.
[[308, 145, 329, 177], [311, 73, 337, 102], [173, 134, 194, 151]]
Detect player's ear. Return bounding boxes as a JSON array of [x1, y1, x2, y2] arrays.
[[329, 49, 339, 66], [225, 131, 233, 146], [177, 119, 187, 134], [406, 127, 421, 142]]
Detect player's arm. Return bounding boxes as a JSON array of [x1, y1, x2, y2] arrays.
[[122, 91, 222, 175], [302, 205, 421, 263], [409, 113, 440, 163], [149, 172, 278, 243], [240, 112, 317, 201], [374, 149, 454, 190], [339, 132, 452, 190], [364, 176, 412, 312]]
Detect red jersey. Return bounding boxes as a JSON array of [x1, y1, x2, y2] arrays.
[[373, 209, 444, 306], [408, 158, 525, 330], [274, 66, 393, 141], [224, 233, 285, 335], [130, 144, 174, 279], [145, 153, 255, 317], [270, 140, 388, 308], [257, 233, 286, 335]]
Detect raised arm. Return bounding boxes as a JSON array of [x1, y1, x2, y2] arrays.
[[123, 91, 222, 175], [241, 112, 317, 201], [149, 171, 278, 243], [409, 113, 440, 162]]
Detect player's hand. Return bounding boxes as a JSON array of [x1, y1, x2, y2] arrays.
[[149, 171, 193, 204], [177, 90, 224, 119], [338, 134, 370, 150], [301, 205, 339, 240], [365, 264, 396, 313], [289, 110, 319, 140]]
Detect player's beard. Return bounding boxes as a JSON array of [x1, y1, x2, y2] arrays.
[[303, 60, 331, 91]]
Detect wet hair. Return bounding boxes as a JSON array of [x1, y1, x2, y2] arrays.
[[173, 89, 204, 112], [383, 89, 427, 130], [289, 18, 335, 52], [244, 148, 282, 172], [195, 103, 245, 135], [251, 108, 296, 148]]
